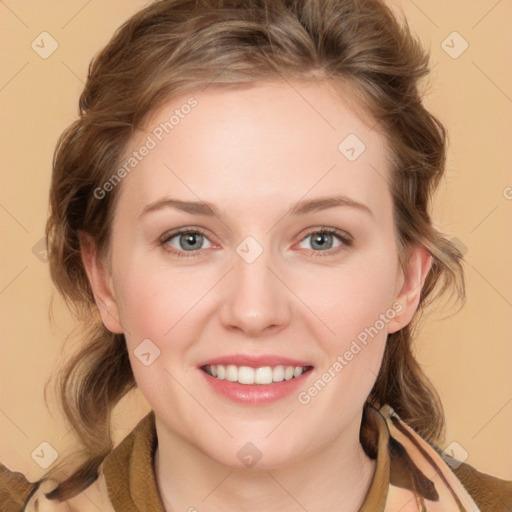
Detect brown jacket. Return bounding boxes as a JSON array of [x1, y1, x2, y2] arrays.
[[2, 405, 511, 511]]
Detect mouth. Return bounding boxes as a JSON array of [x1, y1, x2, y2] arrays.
[[201, 364, 313, 385], [198, 355, 315, 404]]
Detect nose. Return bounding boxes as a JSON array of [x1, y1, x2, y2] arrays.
[[219, 246, 291, 338]]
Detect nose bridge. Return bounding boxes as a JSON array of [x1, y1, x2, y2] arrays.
[[219, 236, 290, 335]]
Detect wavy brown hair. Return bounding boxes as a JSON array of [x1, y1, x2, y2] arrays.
[[42, 0, 465, 501]]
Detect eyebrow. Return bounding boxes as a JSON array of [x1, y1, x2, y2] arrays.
[[139, 194, 373, 219]]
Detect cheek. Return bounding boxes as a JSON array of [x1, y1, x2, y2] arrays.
[[112, 262, 203, 410], [113, 256, 212, 345], [294, 266, 394, 417], [297, 253, 398, 345]]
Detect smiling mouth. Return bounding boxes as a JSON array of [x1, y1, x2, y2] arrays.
[[201, 364, 313, 385]]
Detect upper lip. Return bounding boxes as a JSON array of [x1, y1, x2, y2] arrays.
[[199, 354, 313, 368]]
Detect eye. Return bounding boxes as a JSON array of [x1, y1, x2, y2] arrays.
[[296, 228, 352, 256], [160, 228, 213, 257], [159, 226, 352, 258]]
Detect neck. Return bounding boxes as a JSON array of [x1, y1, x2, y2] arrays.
[[154, 413, 376, 512]]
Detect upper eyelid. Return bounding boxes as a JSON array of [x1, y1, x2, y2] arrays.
[[160, 226, 213, 242]]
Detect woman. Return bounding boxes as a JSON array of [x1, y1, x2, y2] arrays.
[[1, 0, 511, 511]]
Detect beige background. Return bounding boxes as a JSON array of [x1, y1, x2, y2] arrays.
[[1, 0, 511, 483]]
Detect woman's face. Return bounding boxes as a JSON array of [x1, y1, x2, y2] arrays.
[[88, 80, 427, 468]]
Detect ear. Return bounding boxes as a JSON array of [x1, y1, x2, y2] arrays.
[[78, 231, 124, 334], [386, 243, 433, 334]]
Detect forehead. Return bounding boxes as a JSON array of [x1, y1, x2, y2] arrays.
[[116, 80, 392, 218]]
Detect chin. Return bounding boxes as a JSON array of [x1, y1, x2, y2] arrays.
[[203, 435, 309, 471]]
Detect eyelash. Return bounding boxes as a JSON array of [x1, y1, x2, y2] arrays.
[[159, 227, 353, 259]]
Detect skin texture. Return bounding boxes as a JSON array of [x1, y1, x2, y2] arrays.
[[81, 79, 432, 511]]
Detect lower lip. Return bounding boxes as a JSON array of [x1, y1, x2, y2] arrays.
[[200, 368, 313, 405]]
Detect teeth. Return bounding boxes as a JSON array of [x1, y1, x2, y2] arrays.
[[204, 364, 308, 385], [255, 366, 273, 384], [284, 366, 294, 380], [293, 366, 303, 378], [226, 364, 238, 382], [238, 366, 255, 384], [272, 365, 284, 382]]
